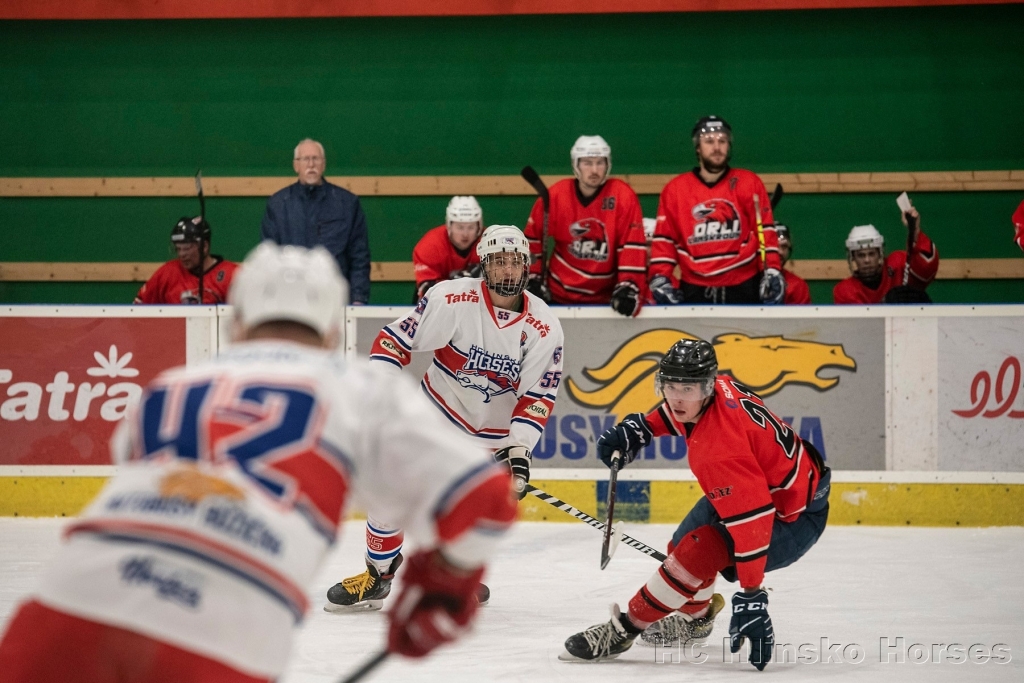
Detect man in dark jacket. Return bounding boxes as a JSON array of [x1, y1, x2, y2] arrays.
[[261, 138, 371, 303]]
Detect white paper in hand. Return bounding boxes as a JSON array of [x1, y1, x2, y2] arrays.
[[896, 192, 913, 214]]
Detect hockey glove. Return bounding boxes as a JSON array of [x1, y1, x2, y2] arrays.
[[493, 446, 531, 499], [526, 275, 551, 303], [729, 589, 774, 671], [448, 264, 483, 280], [649, 275, 682, 305], [597, 413, 653, 469], [388, 549, 484, 658], [758, 268, 785, 305], [610, 282, 641, 317]]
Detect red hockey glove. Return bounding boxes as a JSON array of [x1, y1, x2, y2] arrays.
[[387, 550, 485, 658]]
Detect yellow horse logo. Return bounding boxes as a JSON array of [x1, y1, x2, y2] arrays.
[[566, 329, 856, 421]]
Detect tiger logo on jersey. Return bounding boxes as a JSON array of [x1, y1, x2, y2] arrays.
[[455, 344, 521, 403], [567, 218, 609, 261], [689, 199, 741, 245]]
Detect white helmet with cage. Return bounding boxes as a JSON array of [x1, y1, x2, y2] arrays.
[[229, 241, 347, 340], [476, 225, 531, 297], [845, 224, 885, 258], [570, 135, 612, 181], [446, 196, 483, 231]]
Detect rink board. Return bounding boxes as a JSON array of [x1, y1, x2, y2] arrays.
[[2, 473, 1022, 527]]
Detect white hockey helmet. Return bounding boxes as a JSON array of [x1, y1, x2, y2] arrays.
[[229, 241, 347, 339], [477, 225, 531, 297], [570, 135, 612, 180], [845, 224, 885, 256], [446, 196, 483, 229]]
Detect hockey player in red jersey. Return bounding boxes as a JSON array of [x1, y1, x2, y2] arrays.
[[326, 225, 564, 611], [412, 196, 484, 302], [833, 205, 938, 304], [524, 135, 648, 316], [134, 216, 237, 304], [1012, 199, 1024, 253], [649, 116, 785, 305], [561, 338, 830, 670], [776, 225, 811, 304], [0, 243, 518, 683]]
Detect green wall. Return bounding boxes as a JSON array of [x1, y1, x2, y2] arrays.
[[1, 5, 1022, 304]]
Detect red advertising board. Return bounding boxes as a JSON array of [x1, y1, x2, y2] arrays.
[[0, 318, 186, 465]]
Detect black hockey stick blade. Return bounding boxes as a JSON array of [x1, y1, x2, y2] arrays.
[[337, 649, 389, 683], [600, 451, 621, 570], [194, 170, 206, 218], [770, 183, 784, 209], [520, 165, 550, 208]]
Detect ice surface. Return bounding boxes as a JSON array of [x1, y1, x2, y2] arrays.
[[1, 519, 1022, 682]]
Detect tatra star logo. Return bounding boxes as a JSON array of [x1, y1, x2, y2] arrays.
[[87, 345, 140, 378]]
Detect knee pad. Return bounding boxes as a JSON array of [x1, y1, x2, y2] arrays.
[[666, 524, 730, 585]]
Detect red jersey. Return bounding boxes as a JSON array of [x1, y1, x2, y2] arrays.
[[833, 229, 938, 304], [644, 375, 820, 589], [1012, 199, 1024, 253], [412, 225, 480, 294], [783, 268, 811, 305], [524, 178, 647, 305], [134, 257, 237, 305], [651, 168, 782, 288]]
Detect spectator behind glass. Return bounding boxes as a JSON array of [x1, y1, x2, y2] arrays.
[[775, 225, 811, 304], [411, 196, 484, 302], [260, 138, 371, 304], [134, 216, 237, 304]]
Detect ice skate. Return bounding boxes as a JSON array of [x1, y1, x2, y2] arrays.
[[559, 604, 641, 661], [638, 592, 725, 646], [324, 554, 402, 613]]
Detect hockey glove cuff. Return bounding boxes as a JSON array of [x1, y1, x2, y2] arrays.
[[729, 589, 774, 671], [759, 268, 785, 305], [494, 446, 532, 499], [526, 275, 551, 303], [597, 413, 653, 469], [610, 282, 641, 317], [649, 275, 682, 305], [388, 550, 484, 658]]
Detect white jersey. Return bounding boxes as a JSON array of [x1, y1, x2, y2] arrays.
[[369, 278, 564, 451], [32, 341, 506, 679]]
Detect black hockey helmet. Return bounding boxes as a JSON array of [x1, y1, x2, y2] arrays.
[[171, 216, 211, 245], [691, 115, 732, 147], [656, 338, 718, 398]]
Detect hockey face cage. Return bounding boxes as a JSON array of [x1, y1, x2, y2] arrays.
[[482, 252, 529, 297]]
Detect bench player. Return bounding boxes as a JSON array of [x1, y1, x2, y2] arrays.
[[0, 243, 517, 682], [561, 338, 830, 671], [412, 196, 484, 302], [325, 225, 564, 611]]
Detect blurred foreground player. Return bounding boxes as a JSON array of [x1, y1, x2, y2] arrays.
[[412, 196, 484, 302], [561, 338, 830, 671], [326, 225, 563, 611], [134, 216, 237, 304], [833, 205, 938, 304], [0, 243, 517, 682], [524, 135, 648, 316], [775, 225, 811, 305]]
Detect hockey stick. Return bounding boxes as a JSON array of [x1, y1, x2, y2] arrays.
[[194, 170, 206, 305], [525, 484, 666, 562], [600, 451, 621, 570], [769, 183, 784, 210], [752, 192, 767, 267], [337, 649, 388, 683], [520, 166, 550, 283], [902, 211, 918, 286]]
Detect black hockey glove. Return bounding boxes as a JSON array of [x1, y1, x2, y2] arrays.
[[449, 264, 483, 280], [758, 268, 785, 305], [610, 282, 641, 317], [649, 275, 682, 305], [494, 446, 531, 500], [597, 413, 653, 469], [526, 275, 551, 303], [729, 589, 774, 671]]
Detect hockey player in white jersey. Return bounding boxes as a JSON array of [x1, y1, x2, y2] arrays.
[[326, 225, 564, 611], [0, 243, 518, 683]]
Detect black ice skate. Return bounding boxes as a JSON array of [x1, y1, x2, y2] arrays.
[[324, 554, 403, 613], [559, 604, 641, 661], [638, 592, 725, 647]]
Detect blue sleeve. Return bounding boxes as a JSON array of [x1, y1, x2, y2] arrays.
[[346, 198, 372, 303]]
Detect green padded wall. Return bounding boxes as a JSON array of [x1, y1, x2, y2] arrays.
[[1, 5, 1022, 304]]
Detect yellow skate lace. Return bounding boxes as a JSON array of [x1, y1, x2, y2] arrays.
[[340, 570, 376, 599]]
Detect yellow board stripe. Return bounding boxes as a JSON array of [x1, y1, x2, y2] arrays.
[[4, 477, 1022, 527]]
